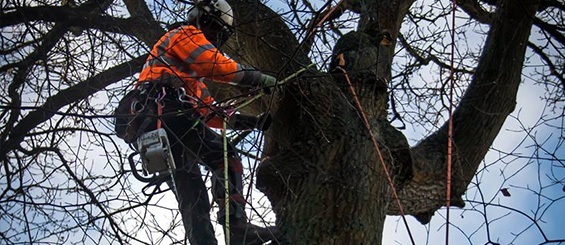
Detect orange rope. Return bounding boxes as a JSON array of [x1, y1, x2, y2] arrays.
[[446, 1, 457, 244], [156, 101, 163, 129], [305, 0, 346, 40], [336, 67, 415, 245]]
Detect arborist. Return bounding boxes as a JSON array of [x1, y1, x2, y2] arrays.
[[126, 0, 278, 243]]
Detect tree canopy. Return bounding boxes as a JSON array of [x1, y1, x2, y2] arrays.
[[1, 0, 563, 244]]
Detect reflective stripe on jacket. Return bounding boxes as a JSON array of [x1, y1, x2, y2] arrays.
[[137, 25, 260, 128]]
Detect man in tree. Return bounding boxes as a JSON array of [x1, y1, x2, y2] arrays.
[[129, 0, 278, 244]]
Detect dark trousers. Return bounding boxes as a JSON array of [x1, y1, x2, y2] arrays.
[[154, 99, 246, 245]]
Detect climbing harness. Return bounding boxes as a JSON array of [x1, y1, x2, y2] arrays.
[[127, 83, 203, 197], [135, 86, 181, 198], [178, 87, 200, 108], [125, 63, 314, 211]]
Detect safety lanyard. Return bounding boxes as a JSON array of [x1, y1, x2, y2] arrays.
[[155, 87, 167, 129]]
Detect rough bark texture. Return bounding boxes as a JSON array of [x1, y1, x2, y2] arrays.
[[253, 0, 539, 243], [392, 0, 538, 222], [1, 0, 542, 243], [256, 76, 400, 243]]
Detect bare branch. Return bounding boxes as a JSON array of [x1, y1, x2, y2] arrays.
[[0, 55, 147, 161], [457, 0, 494, 24]]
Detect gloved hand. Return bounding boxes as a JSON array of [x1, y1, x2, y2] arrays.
[[260, 74, 277, 94]]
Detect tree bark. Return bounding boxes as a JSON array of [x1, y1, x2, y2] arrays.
[[252, 0, 539, 243], [395, 0, 539, 220], [257, 77, 396, 244], [0, 0, 542, 243]]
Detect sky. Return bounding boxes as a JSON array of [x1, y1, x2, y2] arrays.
[[383, 76, 564, 245], [1, 0, 563, 244]]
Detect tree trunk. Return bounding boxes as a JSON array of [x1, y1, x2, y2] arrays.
[[257, 77, 397, 244], [394, 0, 539, 220], [249, 0, 538, 243], [0, 0, 541, 243]]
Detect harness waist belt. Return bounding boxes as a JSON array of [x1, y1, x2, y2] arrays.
[[137, 81, 202, 110]]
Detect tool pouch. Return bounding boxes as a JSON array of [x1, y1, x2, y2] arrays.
[[114, 89, 144, 143]]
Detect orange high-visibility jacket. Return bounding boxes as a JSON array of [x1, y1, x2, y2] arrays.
[[137, 25, 260, 128]]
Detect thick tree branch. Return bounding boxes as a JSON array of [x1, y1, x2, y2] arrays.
[[528, 42, 565, 89], [393, 0, 539, 222], [2, 2, 164, 47], [0, 55, 148, 161], [533, 17, 565, 47], [1, 24, 69, 161], [122, 0, 165, 46], [2, 0, 113, 27], [457, 0, 494, 24], [443, 1, 538, 175]]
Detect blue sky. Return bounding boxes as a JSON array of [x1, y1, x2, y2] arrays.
[[1, 0, 562, 244]]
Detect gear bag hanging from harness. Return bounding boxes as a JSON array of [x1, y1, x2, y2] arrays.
[[113, 88, 158, 144], [113, 85, 180, 181], [114, 89, 144, 143], [114, 83, 214, 183]]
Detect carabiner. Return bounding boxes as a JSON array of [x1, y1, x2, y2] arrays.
[[131, 100, 145, 113], [177, 87, 188, 101], [178, 87, 198, 105], [156, 87, 166, 101]]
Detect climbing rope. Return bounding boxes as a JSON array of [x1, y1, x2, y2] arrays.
[[305, 0, 347, 41], [222, 119, 230, 245], [214, 63, 314, 244], [236, 64, 316, 111], [446, 0, 458, 244], [336, 66, 416, 245]]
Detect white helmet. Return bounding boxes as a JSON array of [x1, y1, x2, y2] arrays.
[[187, 0, 234, 46], [187, 0, 234, 29]]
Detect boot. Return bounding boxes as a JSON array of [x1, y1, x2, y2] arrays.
[[218, 199, 278, 245], [224, 216, 279, 245], [212, 157, 278, 244]]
